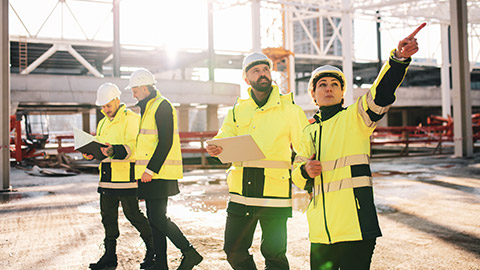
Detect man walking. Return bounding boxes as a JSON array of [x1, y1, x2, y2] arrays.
[[206, 52, 309, 269], [88, 82, 154, 270], [126, 68, 203, 270]]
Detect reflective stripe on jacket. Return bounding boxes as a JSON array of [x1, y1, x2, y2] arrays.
[[292, 51, 410, 244], [215, 85, 309, 208], [96, 104, 139, 189], [135, 91, 183, 180]]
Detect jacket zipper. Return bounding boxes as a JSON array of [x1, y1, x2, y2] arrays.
[[317, 122, 332, 244]]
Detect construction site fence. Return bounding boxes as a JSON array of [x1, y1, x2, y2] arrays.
[[371, 125, 479, 157]]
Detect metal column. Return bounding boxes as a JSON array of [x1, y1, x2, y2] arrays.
[[1, 0, 10, 191], [342, 0, 354, 106], [450, 0, 473, 157], [376, 11, 382, 73], [113, 0, 120, 77], [440, 23, 452, 118], [208, 0, 215, 82], [285, 7, 296, 94], [251, 0, 261, 52]]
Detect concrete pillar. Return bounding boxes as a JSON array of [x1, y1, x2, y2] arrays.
[[1, 0, 10, 191], [342, 0, 354, 106], [177, 104, 190, 132], [82, 111, 90, 133], [450, 0, 473, 157], [206, 104, 219, 131]]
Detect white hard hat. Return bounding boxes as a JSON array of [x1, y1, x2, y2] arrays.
[[242, 52, 273, 79], [308, 65, 347, 97], [125, 68, 156, 90], [96, 83, 122, 106]]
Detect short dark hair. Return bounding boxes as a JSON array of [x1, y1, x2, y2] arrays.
[[312, 72, 345, 92]]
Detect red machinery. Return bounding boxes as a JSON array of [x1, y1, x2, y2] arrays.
[[10, 114, 49, 163]]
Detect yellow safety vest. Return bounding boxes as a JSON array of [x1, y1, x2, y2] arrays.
[[215, 86, 309, 207], [96, 104, 139, 189], [292, 53, 408, 244], [135, 91, 183, 180]]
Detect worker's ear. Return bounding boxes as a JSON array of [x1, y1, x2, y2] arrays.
[[244, 77, 251, 86]]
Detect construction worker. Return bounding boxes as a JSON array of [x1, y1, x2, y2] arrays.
[[87, 83, 154, 270], [292, 23, 426, 270], [206, 52, 309, 269], [126, 68, 203, 270]]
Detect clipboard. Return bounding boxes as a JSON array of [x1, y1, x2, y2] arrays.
[[73, 127, 107, 160], [206, 135, 265, 163]]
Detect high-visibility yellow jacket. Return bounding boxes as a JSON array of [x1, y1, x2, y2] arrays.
[[135, 90, 183, 180], [292, 52, 410, 244], [96, 104, 139, 192], [215, 85, 309, 217]]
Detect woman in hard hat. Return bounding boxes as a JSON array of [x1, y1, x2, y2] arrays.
[[292, 23, 426, 270]]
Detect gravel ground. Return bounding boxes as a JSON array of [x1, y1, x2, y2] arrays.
[[0, 153, 479, 270]]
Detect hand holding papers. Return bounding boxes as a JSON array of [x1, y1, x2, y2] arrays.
[[73, 127, 107, 160], [206, 135, 265, 163]]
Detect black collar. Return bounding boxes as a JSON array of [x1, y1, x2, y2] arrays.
[[136, 90, 157, 115], [313, 102, 344, 122]]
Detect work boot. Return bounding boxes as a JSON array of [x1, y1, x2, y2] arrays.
[[177, 248, 203, 270], [140, 237, 155, 269], [89, 240, 118, 270], [146, 260, 168, 270]]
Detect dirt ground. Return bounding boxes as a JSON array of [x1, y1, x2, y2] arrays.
[[1, 154, 479, 270]]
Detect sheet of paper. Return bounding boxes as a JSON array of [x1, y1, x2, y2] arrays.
[[73, 127, 107, 160], [206, 135, 265, 163]]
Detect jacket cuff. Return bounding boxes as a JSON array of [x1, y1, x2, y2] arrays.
[[111, 145, 128, 159], [301, 164, 314, 193], [301, 164, 313, 181], [390, 49, 412, 64], [144, 168, 154, 176]]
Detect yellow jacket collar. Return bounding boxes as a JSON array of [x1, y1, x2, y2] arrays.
[[243, 85, 282, 110]]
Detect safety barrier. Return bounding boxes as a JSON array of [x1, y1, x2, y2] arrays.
[[371, 125, 454, 157]]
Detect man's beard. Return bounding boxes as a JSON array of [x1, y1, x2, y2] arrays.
[[250, 76, 272, 92]]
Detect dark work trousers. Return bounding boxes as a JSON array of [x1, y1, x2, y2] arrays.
[[100, 193, 152, 241], [310, 239, 377, 270], [223, 212, 289, 270], [145, 198, 191, 269]]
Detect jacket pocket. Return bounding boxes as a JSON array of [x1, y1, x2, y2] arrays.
[[263, 168, 290, 197]]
